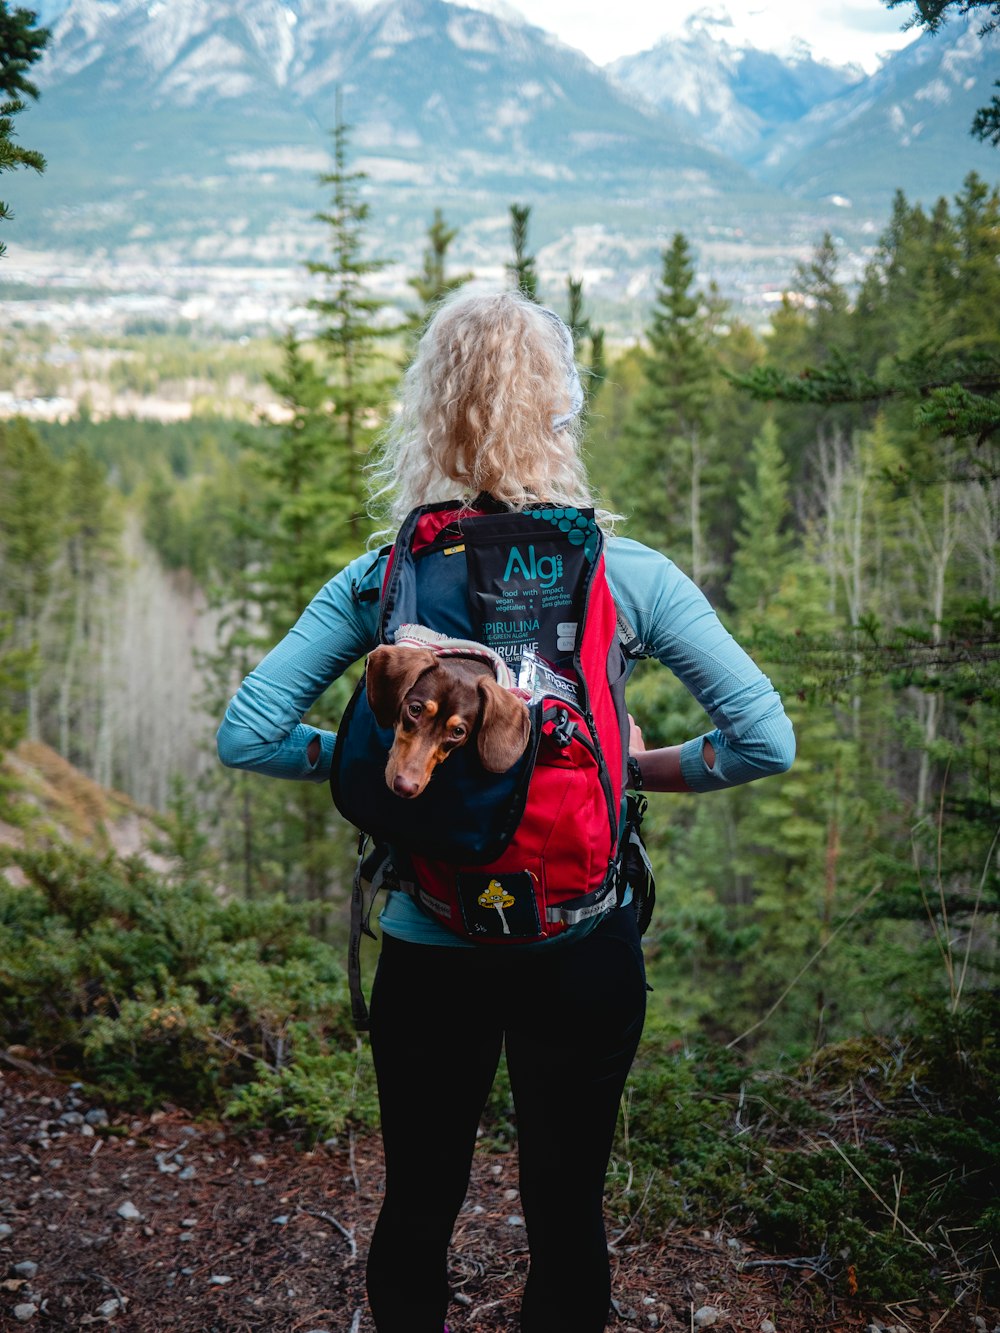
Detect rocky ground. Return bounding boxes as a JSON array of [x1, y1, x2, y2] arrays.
[[0, 1063, 996, 1333]]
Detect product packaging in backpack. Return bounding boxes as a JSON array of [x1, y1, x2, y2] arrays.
[[331, 498, 630, 948]]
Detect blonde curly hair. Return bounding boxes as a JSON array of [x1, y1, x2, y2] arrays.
[[368, 290, 607, 532]]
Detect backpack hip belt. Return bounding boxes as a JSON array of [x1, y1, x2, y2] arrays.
[[387, 851, 623, 928]]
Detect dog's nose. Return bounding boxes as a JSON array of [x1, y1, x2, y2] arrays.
[[392, 774, 421, 798]]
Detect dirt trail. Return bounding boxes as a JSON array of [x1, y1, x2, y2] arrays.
[[0, 1067, 987, 1332]]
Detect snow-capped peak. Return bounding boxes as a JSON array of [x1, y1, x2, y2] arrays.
[[683, 8, 739, 41], [443, 0, 526, 26]]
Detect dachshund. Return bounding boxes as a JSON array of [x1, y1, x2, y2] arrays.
[[365, 644, 531, 799]]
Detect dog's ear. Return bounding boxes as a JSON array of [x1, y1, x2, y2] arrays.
[[476, 677, 531, 773], [366, 645, 437, 729]]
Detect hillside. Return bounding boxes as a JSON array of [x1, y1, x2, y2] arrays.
[[757, 11, 1000, 206], [0, 740, 169, 870]]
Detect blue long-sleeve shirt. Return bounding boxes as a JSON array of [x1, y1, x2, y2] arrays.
[[218, 536, 795, 943]]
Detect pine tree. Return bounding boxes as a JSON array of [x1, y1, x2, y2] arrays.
[[799, 232, 851, 360], [216, 95, 396, 906], [584, 345, 647, 501], [883, 0, 998, 30], [255, 332, 343, 637], [226, 337, 358, 905], [55, 444, 122, 769], [0, 419, 63, 737], [507, 203, 539, 301], [953, 172, 1000, 334], [724, 418, 871, 1053], [0, 2, 49, 259], [307, 91, 397, 556], [617, 233, 720, 584], [970, 84, 1000, 145], [727, 419, 794, 620], [565, 275, 606, 412], [764, 233, 861, 487], [710, 317, 770, 576], [0, 1, 48, 100], [407, 208, 472, 326]]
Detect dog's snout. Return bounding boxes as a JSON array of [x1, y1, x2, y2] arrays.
[[392, 772, 422, 799]]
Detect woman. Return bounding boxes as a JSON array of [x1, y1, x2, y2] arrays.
[[218, 291, 795, 1333]]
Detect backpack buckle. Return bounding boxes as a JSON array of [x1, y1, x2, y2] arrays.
[[550, 707, 577, 748]]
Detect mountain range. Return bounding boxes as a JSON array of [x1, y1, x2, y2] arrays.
[[19, 1, 758, 257], [608, 12, 865, 162], [8, 0, 1000, 321]]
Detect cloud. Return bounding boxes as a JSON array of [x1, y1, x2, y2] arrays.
[[686, 6, 737, 27], [834, 3, 913, 35], [464, 0, 922, 69]]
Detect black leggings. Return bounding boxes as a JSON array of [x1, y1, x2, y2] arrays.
[[365, 907, 647, 1333]]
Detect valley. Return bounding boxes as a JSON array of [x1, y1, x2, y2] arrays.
[[3, 0, 997, 350]]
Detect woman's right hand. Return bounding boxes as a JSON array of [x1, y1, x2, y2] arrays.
[[628, 713, 646, 755], [625, 713, 693, 793]]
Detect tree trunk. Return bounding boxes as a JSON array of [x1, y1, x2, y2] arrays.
[[912, 479, 956, 817]]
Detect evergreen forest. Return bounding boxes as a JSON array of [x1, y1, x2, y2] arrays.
[[2, 28, 999, 1321]]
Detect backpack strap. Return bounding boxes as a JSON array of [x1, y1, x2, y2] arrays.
[[546, 858, 623, 926], [614, 600, 646, 660], [348, 835, 394, 1030], [620, 793, 655, 934], [350, 546, 392, 607]]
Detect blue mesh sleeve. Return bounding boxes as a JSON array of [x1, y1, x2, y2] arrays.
[[216, 550, 385, 783], [604, 539, 795, 792]]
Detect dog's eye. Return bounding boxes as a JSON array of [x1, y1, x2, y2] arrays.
[[407, 702, 423, 718], [451, 724, 467, 740]]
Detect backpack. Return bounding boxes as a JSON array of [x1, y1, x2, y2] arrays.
[[332, 497, 652, 1026]]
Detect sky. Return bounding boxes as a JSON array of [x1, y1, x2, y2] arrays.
[[492, 1, 923, 71]]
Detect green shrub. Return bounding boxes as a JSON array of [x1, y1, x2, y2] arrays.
[[609, 1017, 1000, 1304], [224, 1028, 378, 1141], [0, 842, 376, 1137], [2, 841, 996, 1304]]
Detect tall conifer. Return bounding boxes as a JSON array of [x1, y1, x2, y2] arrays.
[[565, 274, 606, 412], [507, 203, 539, 301], [0, 419, 62, 737], [256, 332, 341, 636], [728, 419, 794, 620], [618, 233, 719, 585], [407, 208, 472, 325], [307, 91, 397, 556], [211, 94, 398, 904], [0, 2, 48, 258]]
